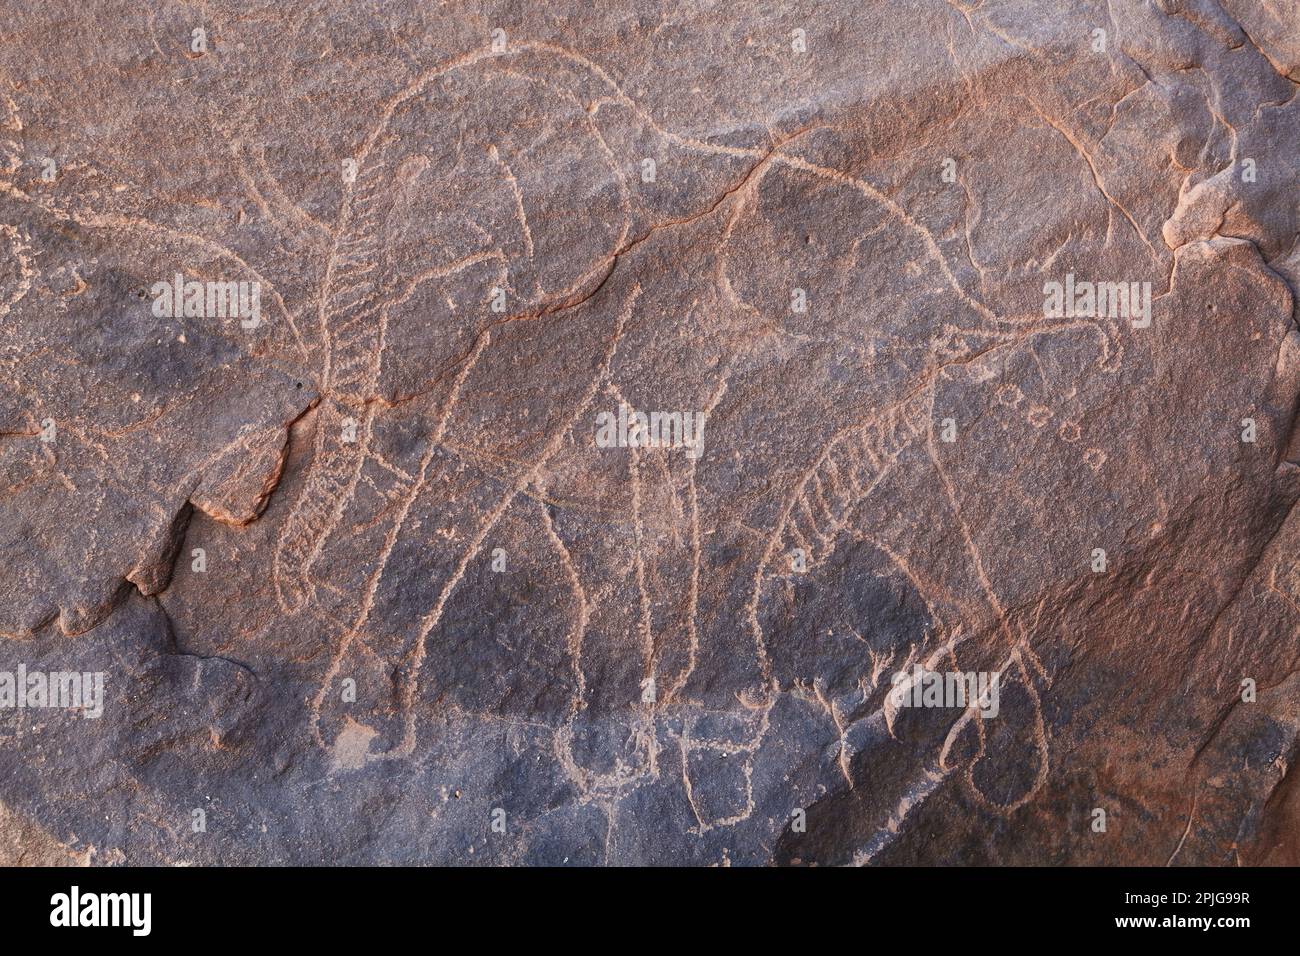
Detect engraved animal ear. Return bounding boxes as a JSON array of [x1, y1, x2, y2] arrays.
[[394, 154, 429, 184]]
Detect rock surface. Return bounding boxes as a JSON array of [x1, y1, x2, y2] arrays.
[[0, 0, 1298, 865]]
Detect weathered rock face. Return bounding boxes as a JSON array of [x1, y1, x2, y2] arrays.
[[0, 0, 1297, 866]]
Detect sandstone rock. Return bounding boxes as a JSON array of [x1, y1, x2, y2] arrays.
[[0, 0, 1297, 865]]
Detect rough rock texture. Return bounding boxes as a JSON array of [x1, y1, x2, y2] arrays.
[[1, 0, 1298, 865]]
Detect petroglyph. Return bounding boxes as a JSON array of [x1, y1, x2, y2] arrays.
[[2, 1, 1299, 866]]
